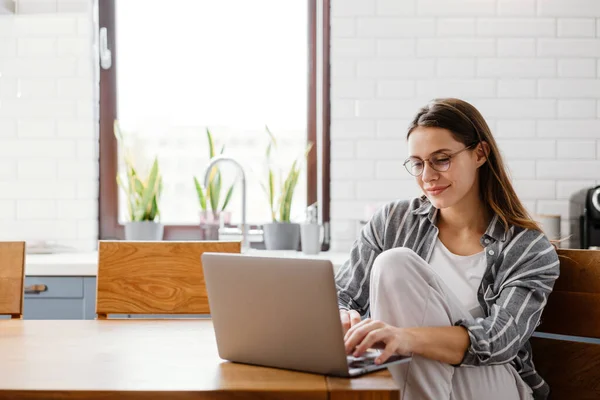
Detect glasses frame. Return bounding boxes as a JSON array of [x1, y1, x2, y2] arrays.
[[403, 143, 478, 177]]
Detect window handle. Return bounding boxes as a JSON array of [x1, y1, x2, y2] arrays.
[[99, 27, 112, 70]]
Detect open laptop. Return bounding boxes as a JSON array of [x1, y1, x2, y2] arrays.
[[201, 252, 411, 377]]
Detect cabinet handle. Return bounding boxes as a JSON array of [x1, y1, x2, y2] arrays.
[[24, 284, 48, 294]]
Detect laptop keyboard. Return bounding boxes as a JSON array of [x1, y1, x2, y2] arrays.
[[347, 352, 379, 369]]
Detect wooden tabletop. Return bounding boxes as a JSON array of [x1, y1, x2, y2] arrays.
[[0, 319, 399, 400]]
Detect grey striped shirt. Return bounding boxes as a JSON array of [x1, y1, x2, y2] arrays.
[[335, 197, 559, 400]]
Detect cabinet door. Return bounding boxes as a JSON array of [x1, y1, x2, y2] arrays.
[[83, 277, 96, 320], [23, 277, 85, 320]]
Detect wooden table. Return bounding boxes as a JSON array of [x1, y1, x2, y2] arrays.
[[0, 320, 399, 399]]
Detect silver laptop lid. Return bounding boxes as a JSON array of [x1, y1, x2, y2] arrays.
[[201, 252, 349, 375]]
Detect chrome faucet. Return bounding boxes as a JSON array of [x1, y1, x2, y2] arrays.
[[203, 155, 248, 250]]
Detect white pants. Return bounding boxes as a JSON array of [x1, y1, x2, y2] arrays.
[[369, 247, 534, 400]]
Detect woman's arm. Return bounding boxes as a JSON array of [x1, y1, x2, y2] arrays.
[[454, 231, 559, 366], [335, 204, 391, 314], [403, 326, 470, 365]]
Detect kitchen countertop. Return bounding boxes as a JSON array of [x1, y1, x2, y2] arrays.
[[24, 249, 350, 276]]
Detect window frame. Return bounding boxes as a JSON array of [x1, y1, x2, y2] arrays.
[[98, 0, 330, 245]]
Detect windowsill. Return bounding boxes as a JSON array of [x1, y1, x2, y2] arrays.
[[24, 248, 349, 277]]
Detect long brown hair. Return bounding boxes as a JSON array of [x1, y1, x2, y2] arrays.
[[406, 98, 541, 232]]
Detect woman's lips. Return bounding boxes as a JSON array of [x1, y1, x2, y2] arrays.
[[426, 186, 449, 196]]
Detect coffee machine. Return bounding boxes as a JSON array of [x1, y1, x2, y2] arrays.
[[580, 186, 600, 249]]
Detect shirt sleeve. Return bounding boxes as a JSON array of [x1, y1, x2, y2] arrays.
[[453, 230, 560, 367], [335, 204, 389, 317]]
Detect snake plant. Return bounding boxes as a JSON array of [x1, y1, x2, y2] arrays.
[[193, 128, 235, 219], [114, 120, 163, 222], [261, 126, 313, 223]]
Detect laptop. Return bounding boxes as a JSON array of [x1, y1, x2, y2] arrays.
[[201, 252, 411, 377]]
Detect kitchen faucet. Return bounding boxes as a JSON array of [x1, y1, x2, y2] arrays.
[[203, 155, 248, 250]]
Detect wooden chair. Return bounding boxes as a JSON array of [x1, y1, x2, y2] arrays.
[[0, 242, 26, 319], [531, 249, 600, 400], [96, 241, 241, 319]]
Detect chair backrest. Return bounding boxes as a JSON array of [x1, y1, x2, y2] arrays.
[[96, 241, 241, 318], [531, 249, 600, 400], [0, 242, 26, 318]]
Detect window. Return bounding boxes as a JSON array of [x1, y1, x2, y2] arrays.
[[99, 0, 330, 244]]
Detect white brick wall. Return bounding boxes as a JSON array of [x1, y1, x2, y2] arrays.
[[0, 1, 98, 251], [330, 0, 600, 251]]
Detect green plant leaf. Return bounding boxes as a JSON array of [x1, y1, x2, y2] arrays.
[[194, 176, 207, 210], [206, 128, 215, 159], [268, 168, 275, 221], [278, 166, 292, 222], [221, 184, 234, 212], [149, 195, 159, 220], [281, 159, 301, 222], [134, 176, 144, 195], [139, 158, 160, 221], [116, 174, 134, 221], [265, 125, 277, 148], [287, 169, 301, 221], [266, 142, 272, 158], [125, 163, 140, 220], [209, 170, 219, 212], [214, 171, 222, 210]]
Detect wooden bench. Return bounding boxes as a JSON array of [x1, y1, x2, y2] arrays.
[[531, 249, 600, 400]]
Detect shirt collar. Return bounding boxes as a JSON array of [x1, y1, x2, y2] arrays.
[[483, 213, 507, 242], [412, 196, 507, 242], [411, 196, 438, 223]]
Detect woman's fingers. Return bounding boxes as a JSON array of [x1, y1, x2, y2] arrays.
[[344, 317, 371, 342], [375, 339, 399, 364], [340, 309, 363, 336], [352, 328, 387, 357], [349, 310, 361, 326], [340, 310, 350, 335], [344, 319, 384, 354]]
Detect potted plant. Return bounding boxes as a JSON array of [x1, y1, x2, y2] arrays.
[[193, 128, 235, 240], [114, 120, 164, 240], [261, 126, 313, 250]]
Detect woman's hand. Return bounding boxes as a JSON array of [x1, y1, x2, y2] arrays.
[[344, 318, 412, 364], [339, 309, 361, 336]]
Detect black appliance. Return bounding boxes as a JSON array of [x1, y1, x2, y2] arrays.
[[581, 186, 600, 249]]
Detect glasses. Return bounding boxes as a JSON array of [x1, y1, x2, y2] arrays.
[[403, 143, 478, 177]]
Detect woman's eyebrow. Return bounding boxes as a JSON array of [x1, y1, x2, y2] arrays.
[[408, 148, 453, 158]]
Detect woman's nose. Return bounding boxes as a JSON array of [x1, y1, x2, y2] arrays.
[[421, 162, 438, 182]]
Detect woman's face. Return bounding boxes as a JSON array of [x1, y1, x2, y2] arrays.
[[407, 126, 483, 210]]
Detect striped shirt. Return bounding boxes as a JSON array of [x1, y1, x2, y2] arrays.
[[335, 197, 559, 400]]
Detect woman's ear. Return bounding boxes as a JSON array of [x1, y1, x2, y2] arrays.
[[475, 141, 490, 167]]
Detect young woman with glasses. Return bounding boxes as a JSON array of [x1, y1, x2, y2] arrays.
[[336, 98, 558, 400]]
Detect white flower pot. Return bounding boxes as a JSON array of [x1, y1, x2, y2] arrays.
[[263, 222, 300, 250], [124, 221, 164, 241]]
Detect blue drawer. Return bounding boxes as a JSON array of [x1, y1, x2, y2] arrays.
[[24, 277, 84, 299], [24, 298, 84, 320]]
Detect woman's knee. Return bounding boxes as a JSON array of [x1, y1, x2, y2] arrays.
[[371, 247, 422, 281]]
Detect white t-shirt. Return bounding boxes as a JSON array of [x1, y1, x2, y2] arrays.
[[428, 238, 487, 318]]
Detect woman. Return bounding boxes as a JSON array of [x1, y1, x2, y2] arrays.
[[335, 98, 559, 400]]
